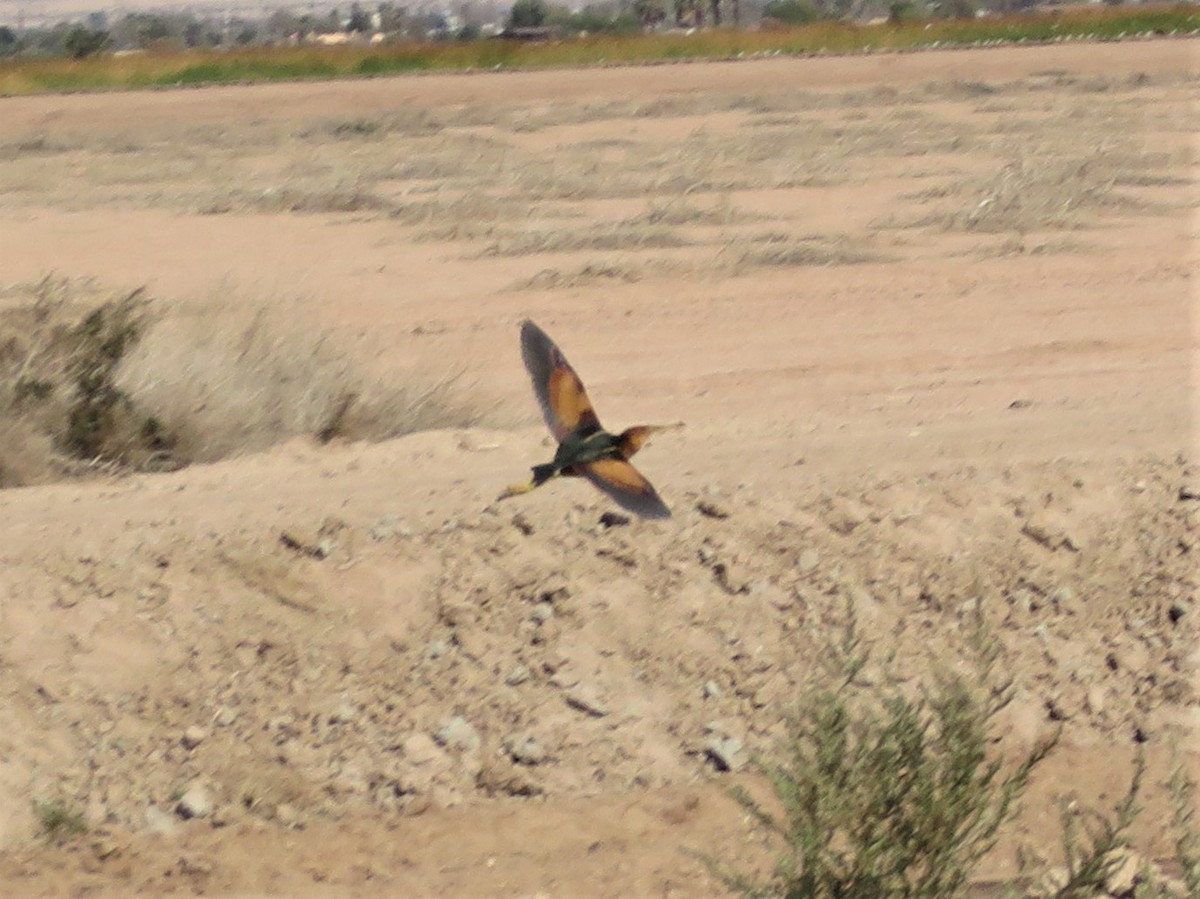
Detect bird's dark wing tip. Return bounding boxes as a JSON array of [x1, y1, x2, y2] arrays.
[[518, 319, 560, 434], [520, 319, 552, 357], [581, 459, 672, 521]]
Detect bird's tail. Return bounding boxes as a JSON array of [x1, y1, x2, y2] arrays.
[[498, 463, 559, 502], [531, 463, 558, 486]]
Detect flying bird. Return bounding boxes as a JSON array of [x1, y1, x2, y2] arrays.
[[498, 319, 679, 520]]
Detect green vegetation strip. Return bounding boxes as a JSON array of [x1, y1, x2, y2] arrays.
[[1, 5, 1197, 95]]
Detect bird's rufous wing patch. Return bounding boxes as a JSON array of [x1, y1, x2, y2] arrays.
[[581, 458, 671, 520], [520, 320, 601, 441]]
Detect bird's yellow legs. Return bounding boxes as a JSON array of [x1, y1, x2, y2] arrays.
[[497, 480, 538, 501]]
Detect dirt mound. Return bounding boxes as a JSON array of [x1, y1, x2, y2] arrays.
[[2, 453, 1194, 872]]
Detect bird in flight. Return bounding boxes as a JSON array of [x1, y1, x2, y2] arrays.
[[498, 319, 679, 519]]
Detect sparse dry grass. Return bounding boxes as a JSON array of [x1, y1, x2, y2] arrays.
[[479, 222, 695, 257], [882, 89, 1195, 236], [724, 233, 888, 270], [920, 151, 1166, 234], [510, 263, 648, 292], [391, 192, 532, 231], [3, 69, 1193, 272], [115, 292, 497, 465], [1, 55, 1194, 400], [975, 235, 1098, 259], [301, 109, 445, 140], [500, 231, 885, 292], [199, 180, 391, 216], [626, 197, 760, 228]]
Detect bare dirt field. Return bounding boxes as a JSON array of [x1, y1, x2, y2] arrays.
[[0, 39, 1197, 897]]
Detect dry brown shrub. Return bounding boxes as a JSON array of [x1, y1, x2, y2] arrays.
[[0, 278, 498, 487]]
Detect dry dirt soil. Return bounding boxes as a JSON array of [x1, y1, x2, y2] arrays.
[[0, 39, 1198, 897]]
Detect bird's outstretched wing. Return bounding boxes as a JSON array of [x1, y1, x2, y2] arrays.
[[520, 320, 601, 441], [581, 458, 671, 520]]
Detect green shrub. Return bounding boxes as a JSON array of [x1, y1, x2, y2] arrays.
[[0, 278, 169, 479], [696, 601, 1200, 898], [699, 611, 1057, 898], [58, 290, 155, 459], [1166, 754, 1200, 896], [1041, 756, 1143, 898], [33, 800, 87, 843]]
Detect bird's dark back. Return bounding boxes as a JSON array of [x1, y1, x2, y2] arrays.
[[554, 427, 620, 469]]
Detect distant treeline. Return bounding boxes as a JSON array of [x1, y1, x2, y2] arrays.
[[0, 2, 1195, 93], [3, 0, 1179, 60]]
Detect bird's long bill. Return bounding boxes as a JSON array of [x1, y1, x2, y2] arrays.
[[581, 458, 671, 520], [520, 320, 601, 441]]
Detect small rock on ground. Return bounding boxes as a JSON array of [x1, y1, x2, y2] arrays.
[[180, 725, 207, 750], [564, 687, 609, 718], [704, 736, 745, 772], [506, 734, 548, 766], [435, 716, 481, 753], [144, 806, 179, 837], [176, 784, 213, 820]]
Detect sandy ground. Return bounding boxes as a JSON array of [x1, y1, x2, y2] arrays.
[[0, 40, 1197, 897]]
